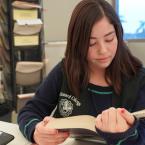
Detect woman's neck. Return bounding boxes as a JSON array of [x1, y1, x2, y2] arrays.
[[89, 67, 109, 87]]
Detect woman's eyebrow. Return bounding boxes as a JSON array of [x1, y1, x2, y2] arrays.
[[90, 31, 115, 39], [104, 31, 115, 37]]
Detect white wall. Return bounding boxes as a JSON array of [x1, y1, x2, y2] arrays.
[[43, 0, 81, 42], [43, 0, 112, 42], [44, 42, 66, 73], [128, 42, 145, 65], [43, 0, 145, 73]]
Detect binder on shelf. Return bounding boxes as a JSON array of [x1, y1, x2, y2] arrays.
[[14, 34, 39, 46], [16, 61, 44, 86], [13, 8, 38, 20], [12, 1, 41, 20], [14, 19, 43, 35]]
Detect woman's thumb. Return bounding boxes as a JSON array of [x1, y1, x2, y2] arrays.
[[43, 116, 54, 126]]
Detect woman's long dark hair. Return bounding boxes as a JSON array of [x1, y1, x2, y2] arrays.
[[64, 0, 142, 96]]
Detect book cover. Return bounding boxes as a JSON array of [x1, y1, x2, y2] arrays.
[[47, 115, 107, 144], [47, 115, 98, 137]]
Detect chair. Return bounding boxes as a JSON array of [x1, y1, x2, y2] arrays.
[[17, 93, 34, 112]]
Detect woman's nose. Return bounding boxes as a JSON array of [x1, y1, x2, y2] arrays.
[[98, 42, 107, 54]]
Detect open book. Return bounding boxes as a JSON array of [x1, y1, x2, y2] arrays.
[[47, 109, 145, 143], [47, 115, 106, 144], [47, 115, 97, 137]]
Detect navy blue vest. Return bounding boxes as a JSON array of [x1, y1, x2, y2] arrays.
[[53, 68, 145, 118]]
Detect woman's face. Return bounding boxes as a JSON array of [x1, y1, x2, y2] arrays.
[[87, 16, 118, 71]]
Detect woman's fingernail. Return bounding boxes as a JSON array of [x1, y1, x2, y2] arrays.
[[121, 108, 125, 113]]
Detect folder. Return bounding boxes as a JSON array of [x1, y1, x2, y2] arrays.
[[12, 1, 41, 20], [13, 8, 38, 20], [14, 19, 43, 35], [14, 34, 39, 46], [16, 61, 44, 86], [12, 1, 42, 9]]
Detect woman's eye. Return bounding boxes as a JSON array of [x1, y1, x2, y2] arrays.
[[105, 37, 114, 42], [89, 42, 96, 47]]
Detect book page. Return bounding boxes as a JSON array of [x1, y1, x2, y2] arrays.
[[132, 109, 145, 119]]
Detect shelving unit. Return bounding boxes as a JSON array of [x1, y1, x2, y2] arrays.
[[8, 0, 45, 110]]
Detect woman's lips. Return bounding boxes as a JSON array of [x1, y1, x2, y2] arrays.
[[97, 57, 109, 60], [95, 57, 110, 63], [98, 57, 108, 60]]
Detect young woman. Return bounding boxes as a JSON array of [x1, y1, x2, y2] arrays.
[[18, 0, 145, 144]]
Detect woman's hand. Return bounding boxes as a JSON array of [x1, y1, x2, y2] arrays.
[[95, 107, 135, 133], [33, 116, 69, 145]]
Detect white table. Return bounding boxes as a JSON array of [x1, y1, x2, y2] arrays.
[[0, 121, 104, 145]]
